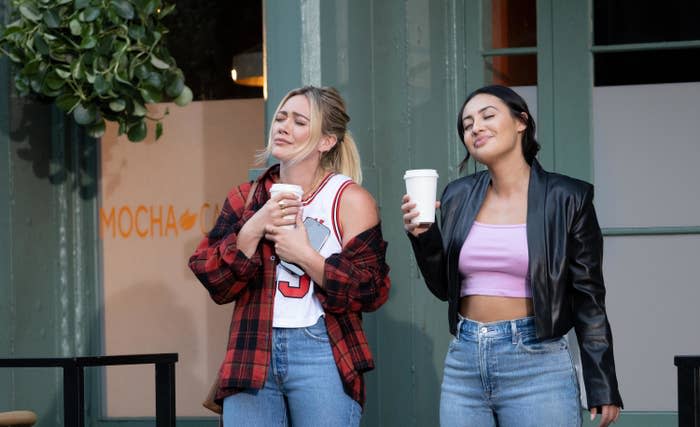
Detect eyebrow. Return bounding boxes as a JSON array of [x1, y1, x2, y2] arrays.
[[277, 110, 310, 121], [462, 105, 497, 123]]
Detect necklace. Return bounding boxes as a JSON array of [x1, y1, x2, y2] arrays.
[[302, 170, 331, 200]]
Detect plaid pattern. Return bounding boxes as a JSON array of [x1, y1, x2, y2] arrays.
[[188, 165, 391, 407]]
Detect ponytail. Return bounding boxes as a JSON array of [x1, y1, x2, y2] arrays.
[[321, 131, 362, 184]]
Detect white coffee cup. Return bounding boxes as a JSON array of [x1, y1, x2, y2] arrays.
[[270, 183, 304, 228], [404, 169, 439, 224]]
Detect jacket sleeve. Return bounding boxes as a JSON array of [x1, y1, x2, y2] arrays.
[[316, 223, 391, 313], [188, 183, 262, 305], [569, 186, 624, 409], [407, 223, 448, 301]]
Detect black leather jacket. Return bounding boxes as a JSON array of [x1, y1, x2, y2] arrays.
[[408, 160, 623, 409]]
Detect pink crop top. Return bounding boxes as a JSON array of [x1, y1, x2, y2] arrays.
[[458, 221, 531, 298]]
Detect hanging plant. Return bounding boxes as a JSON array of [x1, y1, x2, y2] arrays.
[[0, 0, 193, 142]]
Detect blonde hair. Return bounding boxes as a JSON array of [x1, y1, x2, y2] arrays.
[[256, 86, 363, 184]]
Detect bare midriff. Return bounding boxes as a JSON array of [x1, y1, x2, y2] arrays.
[[459, 295, 534, 323]]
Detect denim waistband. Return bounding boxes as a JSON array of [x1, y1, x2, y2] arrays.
[[456, 314, 536, 340]]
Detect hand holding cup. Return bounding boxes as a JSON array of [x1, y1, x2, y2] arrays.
[[402, 169, 439, 236], [270, 183, 304, 229], [402, 195, 440, 237]]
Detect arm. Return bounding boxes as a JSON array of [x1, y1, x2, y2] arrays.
[[314, 184, 390, 313], [403, 194, 448, 301], [407, 224, 448, 300], [569, 187, 623, 411], [188, 183, 262, 304]]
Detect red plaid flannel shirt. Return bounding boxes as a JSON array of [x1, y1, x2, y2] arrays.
[[188, 165, 391, 407]]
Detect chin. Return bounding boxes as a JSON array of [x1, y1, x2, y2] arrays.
[[271, 147, 292, 161]]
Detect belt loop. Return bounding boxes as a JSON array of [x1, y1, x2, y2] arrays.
[[455, 316, 464, 341], [511, 320, 518, 344]]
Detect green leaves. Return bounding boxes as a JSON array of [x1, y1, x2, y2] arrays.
[[127, 119, 147, 142], [19, 5, 42, 23], [73, 103, 96, 125], [174, 86, 192, 107], [110, 0, 135, 20], [149, 54, 170, 70], [0, 0, 190, 142]]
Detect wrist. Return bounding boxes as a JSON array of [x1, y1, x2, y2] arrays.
[[241, 215, 265, 239]]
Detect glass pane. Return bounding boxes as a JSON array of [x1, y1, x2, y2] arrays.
[[602, 234, 700, 410], [594, 0, 700, 45], [485, 54, 537, 86], [594, 49, 700, 86], [163, 1, 263, 100], [484, 0, 536, 49], [593, 82, 700, 227]]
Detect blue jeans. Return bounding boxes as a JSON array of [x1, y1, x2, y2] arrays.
[[440, 315, 581, 427], [222, 317, 361, 427]]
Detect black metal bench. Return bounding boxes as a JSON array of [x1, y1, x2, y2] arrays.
[[0, 353, 177, 427]]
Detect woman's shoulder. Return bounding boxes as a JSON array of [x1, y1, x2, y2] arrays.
[[337, 182, 379, 235], [544, 170, 594, 199], [339, 181, 377, 210], [443, 170, 489, 198]]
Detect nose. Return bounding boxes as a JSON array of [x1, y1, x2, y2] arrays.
[[471, 118, 485, 135], [276, 118, 290, 134]]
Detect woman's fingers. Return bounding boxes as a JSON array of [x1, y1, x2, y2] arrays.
[[401, 199, 417, 214], [403, 210, 420, 225]]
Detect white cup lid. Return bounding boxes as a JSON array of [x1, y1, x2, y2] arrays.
[[270, 183, 304, 195], [404, 169, 439, 179]]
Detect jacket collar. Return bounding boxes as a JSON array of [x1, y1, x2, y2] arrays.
[[526, 160, 549, 315]]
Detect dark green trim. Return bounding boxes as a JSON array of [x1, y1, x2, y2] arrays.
[[464, 0, 485, 92], [0, 2, 13, 407], [264, 0, 303, 135], [482, 46, 538, 56], [592, 40, 700, 53], [446, 0, 468, 181], [87, 412, 680, 427], [582, 411, 677, 427], [603, 226, 700, 236], [92, 418, 218, 426], [463, 0, 484, 175], [550, 0, 593, 181], [535, 0, 555, 170]]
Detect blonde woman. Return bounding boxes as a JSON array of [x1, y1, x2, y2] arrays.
[[189, 86, 390, 427]]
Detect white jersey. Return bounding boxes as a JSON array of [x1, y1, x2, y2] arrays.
[[272, 173, 354, 328]]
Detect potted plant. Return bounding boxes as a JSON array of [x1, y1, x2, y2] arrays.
[[0, 0, 192, 142]]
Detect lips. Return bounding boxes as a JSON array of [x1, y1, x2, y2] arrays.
[[273, 137, 292, 145], [473, 135, 490, 148]]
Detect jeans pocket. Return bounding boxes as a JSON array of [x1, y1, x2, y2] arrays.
[[303, 319, 330, 342], [517, 333, 567, 354], [447, 337, 459, 353]]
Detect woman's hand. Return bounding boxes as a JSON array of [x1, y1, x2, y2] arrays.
[[590, 405, 620, 427], [264, 211, 314, 265], [248, 192, 302, 235], [401, 194, 440, 237], [265, 210, 327, 284], [237, 192, 301, 257]]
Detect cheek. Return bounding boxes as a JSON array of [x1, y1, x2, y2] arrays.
[[295, 127, 310, 141]]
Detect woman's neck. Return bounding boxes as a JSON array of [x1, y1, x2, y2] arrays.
[[487, 156, 530, 197], [279, 159, 327, 198]]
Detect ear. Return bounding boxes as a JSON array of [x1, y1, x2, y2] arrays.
[[516, 112, 528, 133], [318, 134, 338, 153]]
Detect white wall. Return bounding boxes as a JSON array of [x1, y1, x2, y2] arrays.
[[100, 98, 264, 417]]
